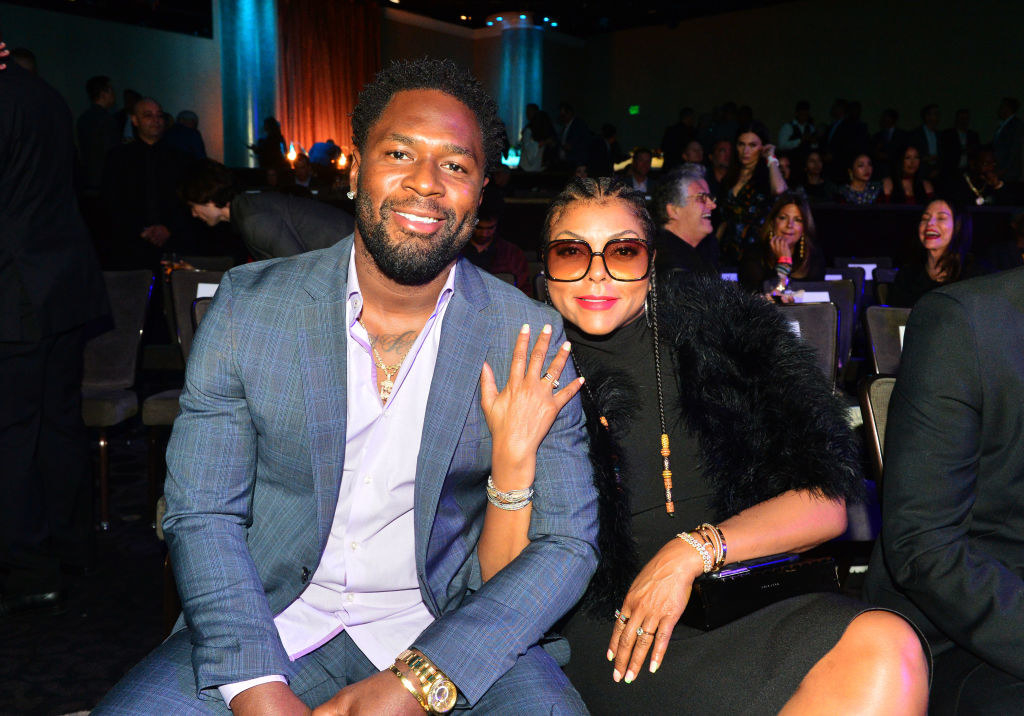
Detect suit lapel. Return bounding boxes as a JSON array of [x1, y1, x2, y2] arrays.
[[414, 262, 490, 580], [297, 239, 352, 551]]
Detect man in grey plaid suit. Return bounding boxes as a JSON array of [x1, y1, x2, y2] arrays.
[[96, 59, 597, 714]]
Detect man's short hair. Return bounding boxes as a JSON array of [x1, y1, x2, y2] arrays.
[[921, 104, 939, 122], [654, 163, 706, 224], [350, 57, 506, 173], [176, 110, 199, 126], [86, 75, 112, 102], [178, 159, 238, 208], [632, 147, 653, 161]]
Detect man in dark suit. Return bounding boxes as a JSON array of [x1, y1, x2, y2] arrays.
[[0, 50, 109, 615], [939, 109, 980, 189], [77, 75, 119, 199], [908, 104, 943, 182], [993, 97, 1023, 182], [557, 102, 592, 171], [864, 268, 1024, 712], [96, 57, 595, 715], [181, 158, 354, 260], [871, 108, 906, 179]]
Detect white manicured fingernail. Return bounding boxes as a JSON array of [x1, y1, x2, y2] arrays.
[[650, 660, 659, 674], [520, 324, 529, 333], [624, 670, 635, 684], [542, 324, 551, 334], [612, 669, 622, 682], [561, 341, 571, 351], [606, 649, 614, 661]]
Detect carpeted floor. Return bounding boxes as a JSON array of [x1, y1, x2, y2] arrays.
[[0, 419, 168, 715]]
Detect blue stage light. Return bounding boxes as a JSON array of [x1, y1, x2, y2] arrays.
[[550, 21, 558, 27], [495, 16, 503, 21], [543, 17, 550, 22], [486, 20, 493, 25], [520, 14, 526, 19]]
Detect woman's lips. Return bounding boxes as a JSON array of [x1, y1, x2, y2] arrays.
[[575, 295, 618, 311]]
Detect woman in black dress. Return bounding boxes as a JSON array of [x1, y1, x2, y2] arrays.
[[479, 177, 928, 714], [890, 198, 981, 307], [883, 145, 934, 205]]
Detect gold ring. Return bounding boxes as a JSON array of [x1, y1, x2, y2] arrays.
[[541, 372, 560, 390]]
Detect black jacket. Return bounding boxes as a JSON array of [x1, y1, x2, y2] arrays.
[[231, 192, 354, 260], [580, 275, 864, 614]]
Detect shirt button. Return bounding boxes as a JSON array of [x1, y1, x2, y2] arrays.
[[346, 594, 354, 603], [364, 475, 373, 484], [350, 541, 358, 551], [301, 566, 310, 583]]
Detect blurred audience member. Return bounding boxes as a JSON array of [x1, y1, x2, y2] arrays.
[[660, 107, 696, 170], [586, 123, 622, 178], [864, 267, 1024, 714], [798, 150, 835, 204], [281, 153, 325, 197], [908, 104, 942, 182], [10, 46, 36, 73], [889, 199, 981, 308], [838, 153, 882, 205], [181, 159, 353, 260], [777, 151, 792, 182], [993, 97, 1023, 182], [653, 163, 719, 277], [939, 109, 980, 184], [681, 139, 704, 164], [620, 147, 656, 197], [77, 75, 118, 200], [705, 138, 731, 197], [459, 201, 529, 292], [824, 98, 869, 182], [777, 99, 816, 153], [739, 191, 824, 295], [951, 147, 1024, 207], [525, 103, 557, 167], [883, 145, 934, 204], [249, 116, 287, 169], [100, 97, 192, 269], [162, 110, 206, 159], [871, 108, 905, 179], [558, 102, 592, 170], [308, 138, 341, 166], [1, 52, 109, 616], [717, 122, 787, 264], [112, 88, 141, 144]]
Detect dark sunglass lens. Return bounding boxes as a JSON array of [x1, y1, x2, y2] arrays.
[[546, 242, 591, 280], [604, 241, 650, 280]]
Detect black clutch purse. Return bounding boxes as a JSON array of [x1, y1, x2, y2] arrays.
[[680, 553, 840, 631]]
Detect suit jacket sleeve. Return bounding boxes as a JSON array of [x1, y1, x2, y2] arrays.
[[413, 320, 598, 705], [880, 291, 1024, 679], [162, 271, 296, 696], [233, 194, 305, 260]]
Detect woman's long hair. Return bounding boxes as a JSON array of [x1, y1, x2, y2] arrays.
[[890, 145, 927, 203], [923, 198, 972, 282], [722, 121, 772, 192], [758, 191, 818, 274]]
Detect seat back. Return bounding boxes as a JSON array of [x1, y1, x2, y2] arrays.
[[170, 270, 224, 361], [533, 272, 548, 303], [833, 256, 894, 278], [825, 265, 867, 315], [776, 302, 838, 385], [788, 278, 856, 369], [859, 375, 897, 484], [192, 297, 213, 332], [873, 267, 900, 304], [865, 305, 911, 374], [82, 270, 155, 390]]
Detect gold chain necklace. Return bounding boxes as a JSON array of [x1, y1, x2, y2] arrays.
[[358, 318, 409, 404]]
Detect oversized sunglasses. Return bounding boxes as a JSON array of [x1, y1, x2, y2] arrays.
[[544, 239, 652, 282]]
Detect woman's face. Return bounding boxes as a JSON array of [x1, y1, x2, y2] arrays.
[[902, 147, 920, 177], [805, 152, 823, 176], [850, 155, 873, 183], [772, 203, 805, 245], [546, 200, 650, 336], [918, 200, 954, 253], [779, 155, 791, 180], [736, 132, 763, 168]]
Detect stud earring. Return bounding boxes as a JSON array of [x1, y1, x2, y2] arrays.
[[346, 190, 355, 200]]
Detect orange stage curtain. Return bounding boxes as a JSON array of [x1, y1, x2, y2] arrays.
[[276, 0, 381, 157]]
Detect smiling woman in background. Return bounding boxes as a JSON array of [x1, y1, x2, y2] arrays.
[[890, 199, 982, 307], [739, 191, 825, 295], [477, 177, 930, 715]]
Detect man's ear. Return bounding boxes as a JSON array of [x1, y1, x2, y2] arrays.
[[131, 114, 140, 128], [478, 176, 490, 206], [348, 149, 361, 190], [665, 203, 679, 221]]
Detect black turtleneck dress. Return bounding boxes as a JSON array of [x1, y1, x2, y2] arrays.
[[558, 315, 880, 715]]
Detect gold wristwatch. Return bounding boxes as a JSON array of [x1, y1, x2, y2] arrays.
[[396, 648, 458, 713]]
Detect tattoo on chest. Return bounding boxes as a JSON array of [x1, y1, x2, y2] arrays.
[[368, 330, 417, 358]]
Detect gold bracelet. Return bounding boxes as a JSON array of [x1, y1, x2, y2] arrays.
[[388, 664, 430, 713]]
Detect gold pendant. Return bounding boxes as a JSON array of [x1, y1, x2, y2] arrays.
[[379, 378, 394, 403]]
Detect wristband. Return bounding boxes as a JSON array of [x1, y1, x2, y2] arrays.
[[775, 255, 793, 265], [677, 531, 713, 573], [767, 155, 780, 167]]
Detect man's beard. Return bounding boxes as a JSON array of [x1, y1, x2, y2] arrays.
[[355, 190, 477, 286]]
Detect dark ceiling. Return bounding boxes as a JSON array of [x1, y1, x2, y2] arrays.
[[380, 0, 790, 36]]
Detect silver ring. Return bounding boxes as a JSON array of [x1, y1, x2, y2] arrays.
[[636, 626, 646, 637], [614, 609, 629, 624], [542, 372, 560, 390]]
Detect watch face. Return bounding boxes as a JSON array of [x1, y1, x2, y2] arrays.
[[427, 678, 457, 713]]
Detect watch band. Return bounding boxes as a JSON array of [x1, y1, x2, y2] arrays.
[[388, 664, 430, 713], [397, 649, 458, 713]]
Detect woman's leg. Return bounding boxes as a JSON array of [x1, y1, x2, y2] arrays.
[[781, 611, 929, 715]]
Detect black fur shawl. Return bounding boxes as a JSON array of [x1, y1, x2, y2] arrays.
[[578, 273, 864, 615]]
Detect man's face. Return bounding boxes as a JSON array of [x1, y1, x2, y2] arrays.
[[189, 201, 225, 227], [472, 218, 498, 247], [294, 155, 312, 182], [796, 107, 810, 124], [925, 107, 940, 129], [667, 178, 714, 241], [349, 89, 487, 286], [98, 85, 116, 109], [711, 141, 731, 169], [132, 99, 165, 144], [955, 110, 970, 130], [632, 152, 652, 178]]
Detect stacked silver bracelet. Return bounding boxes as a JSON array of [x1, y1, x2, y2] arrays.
[[486, 476, 534, 511]]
